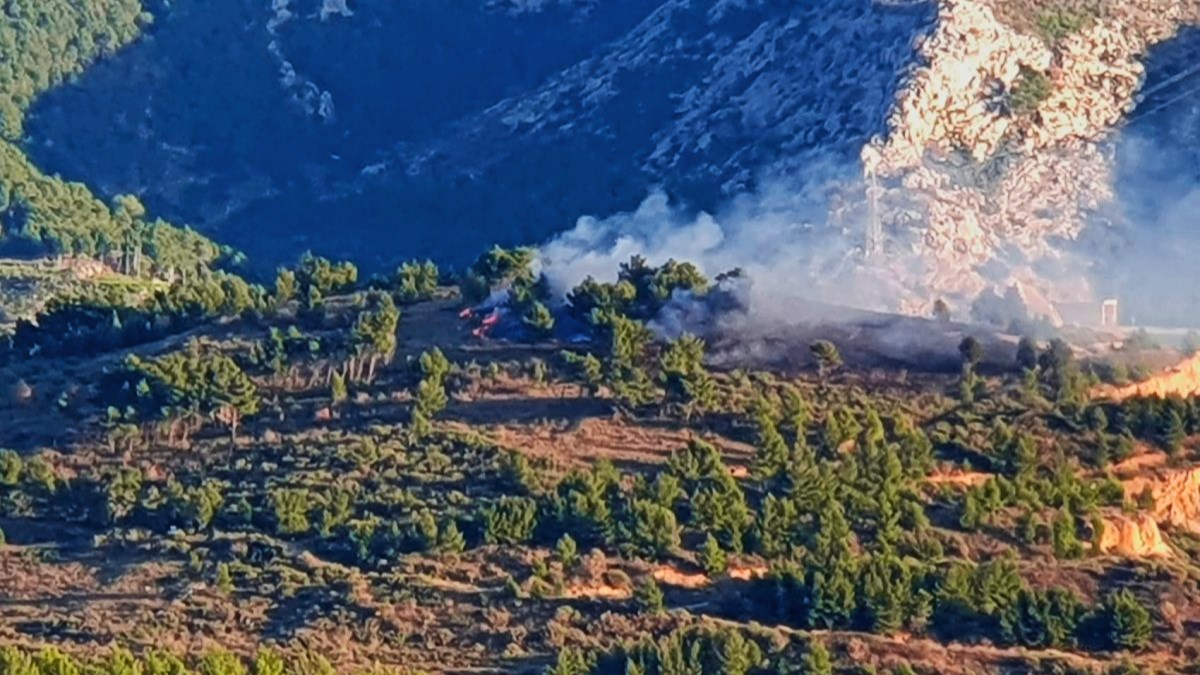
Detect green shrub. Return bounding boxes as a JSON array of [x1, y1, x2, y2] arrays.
[[483, 496, 537, 545], [1035, 6, 1097, 43], [1010, 67, 1053, 115]]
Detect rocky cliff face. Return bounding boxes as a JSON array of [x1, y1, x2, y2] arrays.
[[1098, 512, 1172, 557], [864, 0, 1200, 315], [1126, 466, 1200, 533], [1101, 464, 1200, 557]]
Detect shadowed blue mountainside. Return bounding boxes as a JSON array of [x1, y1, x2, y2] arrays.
[[26, 0, 936, 272]]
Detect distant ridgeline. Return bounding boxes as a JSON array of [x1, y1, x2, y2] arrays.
[[0, 0, 225, 278]]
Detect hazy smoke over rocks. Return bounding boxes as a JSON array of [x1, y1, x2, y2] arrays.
[[540, 4, 1200, 332]]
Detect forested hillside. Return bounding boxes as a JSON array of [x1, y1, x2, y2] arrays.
[[0, 0, 148, 139], [0, 0, 244, 330], [0, 0, 226, 268]]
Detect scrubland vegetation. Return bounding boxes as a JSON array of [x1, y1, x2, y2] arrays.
[[0, 245, 1198, 675]]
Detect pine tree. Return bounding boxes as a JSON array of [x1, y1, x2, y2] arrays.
[[751, 416, 790, 486], [414, 375, 449, 422], [484, 496, 538, 545], [634, 577, 666, 615], [810, 340, 842, 379], [0, 449, 22, 486], [437, 519, 466, 554], [523, 301, 556, 339], [1018, 511, 1040, 544], [781, 385, 810, 439], [394, 259, 439, 303], [699, 532, 728, 578], [253, 650, 287, 675], [820, 411, 846, 457], [1161, 408, 1185, 455], [554, 534, 580, 569], [274, 268, 297, 305], [1001, 432, 1039, 481], [958, 364, 980, 405], [547, 647, 591, 675], [350, 293, 401, 381], [330, 371, 348, 406], [714, 629, 762, 675], [657, 334, 716, 420], [959, 336, 983, 368], [785, 440, 823, 512], [691, 476, 750, 553], [269, 488, 311, 535], [1020, 365, 1042, 404], [858, 551, 910, 634], [960, 490, 983, 531], [800, 640, 833, 675], [893, 413, 933, 479], [681, 369, 718, 420], [1051, 508, 1082, 559], [216, 563, 233, 595], [1000, 587, 1081, 649], [301, 284, 325, 322], [808, 498, 858, 629], [754, 493, 800, 558], [627, 500, 680, 559], [1016, 336, 1039, 371], [1100, 589, 1153, 652], [563, 351, 605, 396]]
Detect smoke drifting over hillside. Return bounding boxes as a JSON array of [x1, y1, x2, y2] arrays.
[[1098, 129, 1200, 327], [540, 4, 1200, 331], [537, 164, 914, 324]]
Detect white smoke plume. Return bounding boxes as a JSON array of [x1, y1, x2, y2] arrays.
[[535, 14, 1200, 336], [537, 161, 922, 326]]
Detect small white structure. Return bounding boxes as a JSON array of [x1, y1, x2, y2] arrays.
[[1101, 299, 1119, 327]]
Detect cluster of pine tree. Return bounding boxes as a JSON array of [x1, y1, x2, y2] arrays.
[[566, 255, 707, 326], [105, 340, 261, 442], [4, 268, 267, 359]]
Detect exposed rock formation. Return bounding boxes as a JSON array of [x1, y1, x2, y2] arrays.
[[1101, 464, 1200, 557], [1095, 354, 1200, 401], [863, 0, 1200, 315], [1126, 466, 1200, 533], [1098, 512, 1173, 557]]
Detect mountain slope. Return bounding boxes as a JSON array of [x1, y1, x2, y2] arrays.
[[14, 0, 1200, 324], [24, 0, 936, 271]]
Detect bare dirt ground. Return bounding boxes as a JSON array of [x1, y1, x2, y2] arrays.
[[482, 416, 753, 473]]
